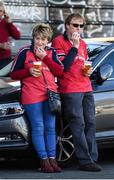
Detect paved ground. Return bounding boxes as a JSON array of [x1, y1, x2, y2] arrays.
[[0, 148, 113, 179]]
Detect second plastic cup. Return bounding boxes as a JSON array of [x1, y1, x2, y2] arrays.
[[82, 61, 92, 74]]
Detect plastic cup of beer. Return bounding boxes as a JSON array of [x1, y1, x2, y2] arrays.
[[33, 61, 42, 70], [82, 61, 92, 74]]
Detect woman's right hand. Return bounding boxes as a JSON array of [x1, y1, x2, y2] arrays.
[[29, 67, 41, 77]]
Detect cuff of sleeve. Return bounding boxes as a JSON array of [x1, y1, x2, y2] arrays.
[[71, 47, 78, 51], [43, 55, 50, 62]]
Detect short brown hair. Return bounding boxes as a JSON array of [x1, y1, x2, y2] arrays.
[[65, 13, 85, 29], [32, 23, 53, 42]]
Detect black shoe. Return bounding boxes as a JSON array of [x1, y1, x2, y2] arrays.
[[79, 163, 102, 172]]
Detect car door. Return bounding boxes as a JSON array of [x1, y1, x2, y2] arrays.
[[91, 46, 114, 135]]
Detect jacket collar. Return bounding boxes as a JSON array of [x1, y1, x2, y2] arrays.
[[63, 31, 69, 41]]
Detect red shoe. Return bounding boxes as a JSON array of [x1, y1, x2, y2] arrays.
[[40, 159, 54, 173], [49, 158, 62, 172]]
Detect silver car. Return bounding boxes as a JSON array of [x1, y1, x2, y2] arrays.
[[0, 41, 114, 166]]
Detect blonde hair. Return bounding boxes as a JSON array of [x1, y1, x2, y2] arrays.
[[32, 23, 53, 42]]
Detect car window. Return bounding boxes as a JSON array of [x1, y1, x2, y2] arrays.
[[88, 44, 107, 62], [99, 50, 114, 79]]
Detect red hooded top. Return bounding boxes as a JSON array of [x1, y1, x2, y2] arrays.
[[0, 18, 20, 60]]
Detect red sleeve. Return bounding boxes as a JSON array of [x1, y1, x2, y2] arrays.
[[52, 38, 66, 61], [81, 40, 88, 60], [43, 55, 64, 77], [7, 23, 21, 40], [10, 69, 30, 80]]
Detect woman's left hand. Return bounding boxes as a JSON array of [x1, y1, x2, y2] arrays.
[[35, 48, 47, 60]]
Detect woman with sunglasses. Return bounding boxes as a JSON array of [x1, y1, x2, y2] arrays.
[[52, 13, 102, 172]]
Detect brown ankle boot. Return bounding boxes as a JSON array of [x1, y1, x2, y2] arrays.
[[40, 158, 54, 173], [49, 158, 62, 172]]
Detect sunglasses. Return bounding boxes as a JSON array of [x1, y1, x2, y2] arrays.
[[70, 23, 84, 28]]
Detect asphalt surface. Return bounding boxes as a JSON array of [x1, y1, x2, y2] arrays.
[[0, 148, 113, 179]]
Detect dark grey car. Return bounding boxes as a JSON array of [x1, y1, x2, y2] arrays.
[[0, 42, 114, 165]]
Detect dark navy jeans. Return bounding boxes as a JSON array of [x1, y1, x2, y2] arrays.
[[61, 92, 98, 165], [23, 100, 56, 159]]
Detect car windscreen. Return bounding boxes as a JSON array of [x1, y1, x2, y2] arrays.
[[87, 44, 108, 62], [0, 78, 20, 96], [0, 79, 11, 89]]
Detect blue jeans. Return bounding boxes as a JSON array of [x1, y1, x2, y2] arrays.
[[23, 100, 56, 159]]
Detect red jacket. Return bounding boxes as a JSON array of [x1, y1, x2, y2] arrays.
[[0, 19, 20, 60], [52, 32, 92, 93], [10, 46, 64, 104]]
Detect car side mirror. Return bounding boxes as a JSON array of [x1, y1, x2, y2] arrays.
[[96, 63, 113, 85]]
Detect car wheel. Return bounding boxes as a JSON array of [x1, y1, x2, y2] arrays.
[[56, 117, 75, 166]]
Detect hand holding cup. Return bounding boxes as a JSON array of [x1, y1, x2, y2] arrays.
[[29, 61, 42, 77]]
